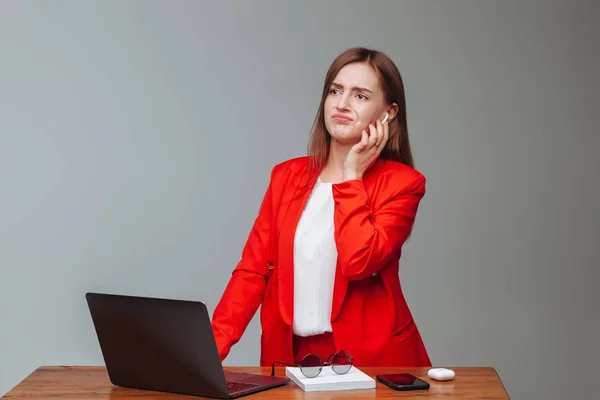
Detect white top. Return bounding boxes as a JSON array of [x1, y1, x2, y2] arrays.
[[293, 178, 338, 337]]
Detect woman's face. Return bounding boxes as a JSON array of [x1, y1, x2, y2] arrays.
[[324, 62, 388, 145]]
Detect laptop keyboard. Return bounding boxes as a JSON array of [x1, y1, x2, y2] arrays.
[[227, 380, 260, 393]]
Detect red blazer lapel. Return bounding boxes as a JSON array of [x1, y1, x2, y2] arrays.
[[330, 261, 349, 322]]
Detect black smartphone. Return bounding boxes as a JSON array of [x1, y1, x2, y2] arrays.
[[376, 373, 430, 391]]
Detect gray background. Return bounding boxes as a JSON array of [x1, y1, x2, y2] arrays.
[[1, 1, 598, 399]]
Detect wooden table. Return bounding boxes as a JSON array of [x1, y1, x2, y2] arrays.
[[2, 366, 509, 399]]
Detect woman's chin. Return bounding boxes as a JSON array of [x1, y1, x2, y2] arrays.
[[331, 136, 361, 147], [330, 128, 361, 145]]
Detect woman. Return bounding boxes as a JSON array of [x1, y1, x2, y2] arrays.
[[211, 47, 432, 368]]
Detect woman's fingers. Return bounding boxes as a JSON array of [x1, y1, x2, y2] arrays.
[[376, 120, 385, 148], [368, 123, 378, 148], [383, 119, 389, 144], [355, 130, 369, 152]]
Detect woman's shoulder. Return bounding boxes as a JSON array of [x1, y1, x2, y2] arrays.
[[264, 157, 312, 200], [369, 159, 427, 197], [375, 159, 425, 184]]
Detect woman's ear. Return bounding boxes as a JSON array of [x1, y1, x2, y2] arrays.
[[386, 103, 399, 122]]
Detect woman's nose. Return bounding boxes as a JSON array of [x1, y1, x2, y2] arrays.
[[336, 94, 351, 110]]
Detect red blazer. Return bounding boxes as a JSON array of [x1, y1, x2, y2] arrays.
[[211, 156, 432, 367]]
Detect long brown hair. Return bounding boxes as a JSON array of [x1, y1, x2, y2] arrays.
[[307, 47, 414, 178]]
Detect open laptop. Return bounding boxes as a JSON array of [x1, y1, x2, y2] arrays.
[[85, 292, 290, 399]]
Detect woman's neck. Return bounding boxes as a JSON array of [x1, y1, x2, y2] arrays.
[[319, 140, 353, 183]]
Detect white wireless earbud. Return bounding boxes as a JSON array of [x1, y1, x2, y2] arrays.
[[382, 112, 389, 124]]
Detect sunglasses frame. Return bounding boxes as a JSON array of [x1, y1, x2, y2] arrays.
[[270, 350, 354, 378]]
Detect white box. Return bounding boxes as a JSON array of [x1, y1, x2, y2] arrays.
[[285, 365, 376, 392]]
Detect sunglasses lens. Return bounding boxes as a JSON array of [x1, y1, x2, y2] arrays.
[[300, 353, 322, 378], [332, 350, 352, 374]]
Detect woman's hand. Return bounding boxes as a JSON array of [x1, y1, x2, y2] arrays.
[[343, 118, 389, 181]]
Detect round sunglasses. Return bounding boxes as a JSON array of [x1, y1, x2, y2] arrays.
[[271, 350, 354, 378]]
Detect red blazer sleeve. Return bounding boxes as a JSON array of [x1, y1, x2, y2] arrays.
[[211, 170, 275, 361], [332, 171, 426, 281]]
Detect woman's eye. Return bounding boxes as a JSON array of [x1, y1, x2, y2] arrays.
[[330, 89, 340, 95], [357, 94, 368, 100]]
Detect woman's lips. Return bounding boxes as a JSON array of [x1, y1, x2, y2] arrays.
[[332, 114, 354, 123]]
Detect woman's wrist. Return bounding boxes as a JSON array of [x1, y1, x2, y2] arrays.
[[342, 169, 361, 181]]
